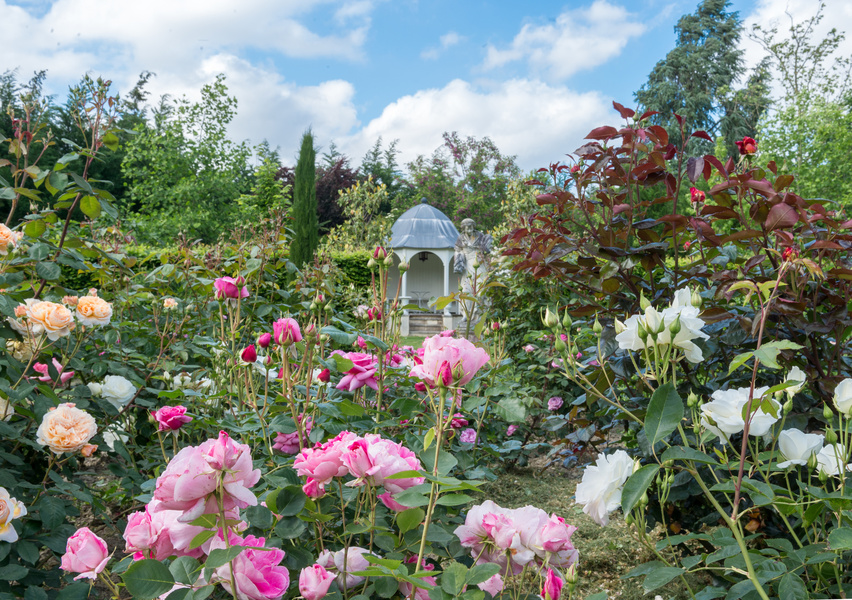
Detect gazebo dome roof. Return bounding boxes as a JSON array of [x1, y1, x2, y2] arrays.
[[390, 198, 459, 249]]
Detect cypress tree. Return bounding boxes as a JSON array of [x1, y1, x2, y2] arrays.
[[290, 129, 318, 268]]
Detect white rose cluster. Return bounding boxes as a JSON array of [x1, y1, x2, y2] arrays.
[[699, 386, 779, 441], [615, 287, 709, 363]]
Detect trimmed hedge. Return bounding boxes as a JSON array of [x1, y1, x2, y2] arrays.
[[330, 250, 372, 288]]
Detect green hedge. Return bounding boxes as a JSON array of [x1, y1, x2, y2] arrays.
[[330, 250, 372, 288]]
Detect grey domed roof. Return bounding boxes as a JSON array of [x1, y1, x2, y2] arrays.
[[390, 198, 459, 249]]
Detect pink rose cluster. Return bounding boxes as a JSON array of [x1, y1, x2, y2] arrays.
[[293, 431, 423, 510], [454, 500, 578, 575], [213, 276, 249, 301], [118, 432, 290, 599], [299, 546, 374, 600], [273, 414, 313, 454], [409, 335, 489, 389]]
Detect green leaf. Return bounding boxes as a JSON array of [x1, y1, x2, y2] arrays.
[[465, 563, 500, 586], [728, 351, 754, 374], [204, 546, 244, 570], [778, 574, 808, 600], [494, 396, 526, 422], [188, 529, 215, 550], [422, 449, 458, 476], [660, 446, 718, 465], [24, 219, 46, 239], [642, 566, 683, 591], [330, 353, 355, 373], [80, 195, 101, 219], [754, 340, 803, 370], [423, 427, 436, 451], [275, 485, 307, 517], [169, 556, 201, 586], [38, 496, 65, 529], [393, 489, 430, 507], [122, 559, 175, 600], [35, 261, 61, 281], [396, 507, 425, 533], [435, 493, 474, 506], [441, 562, 469, 595], [0, 564, 28, 580], [585, 593, 608, 600], [828, 526, 852, 551], [374, 577, 399, 598], [245, 505, 274, 529], [621, 464, 659, 515], [103, 131, 120, 151], [644, 382, 683, 448]]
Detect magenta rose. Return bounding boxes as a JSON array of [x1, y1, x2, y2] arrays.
[[459, 428, 477, 444], [153, 405, 192, 432], [273, 317, 302, 345], [213, 276, 249, 301], [409, 335, 489, 388], [342, 433, 424, 493], [210, 533, 290, 600], [299, 564, 336, 600], [60, 527, 110, 580], [332, 351, 379, 391], [547, 396, 564, 411], [543, 569, 563, 600]]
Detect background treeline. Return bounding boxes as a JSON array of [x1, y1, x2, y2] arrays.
[[1, 0, 851, 248]]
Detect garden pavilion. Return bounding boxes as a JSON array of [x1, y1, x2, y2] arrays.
[[387, 198, 461, 336]]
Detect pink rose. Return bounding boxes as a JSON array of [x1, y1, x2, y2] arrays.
[[477, 574, 504, 596], [299, 564, 336, 600], [548, 396, 563, 411], [317, 368, 331, 382], [507, 425, 518, 436], [409, 336, 489, 388], [273, 317, 302, 345], [459, 429, 477, 444], [273, 415, 312, 455], [356, 336, 367, 349], [294, 431, 360, 485], [60, 527, 110, 580], [241, 344, 258, 363], [32, 358, 74, 386], [450, 413, 468, 429], [377, 492, 408, 512], [153, 405, 192, 432], [303, 478, 325, 499], [342, 434, 424, 493], [539, 514, 579, 567], [439, 330, 455, 337], [543, 569, 563, 600], [153, 431, 260, 522], [523, 344, 535, 353], [257, 332, 272, 348], [332, 351, 378, 392], [210, 533, 290, 600], [316, 547, 372, 589], [213, 276, 249, 301]]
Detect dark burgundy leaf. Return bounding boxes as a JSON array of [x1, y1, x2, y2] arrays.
[[704, 155, 728, 180], [586, 126, 618, 140], [638, 110, 659, 121], [691, 130, 713, 142], [674, 113, 683, 126], [612, 101, 635, 119], [764, 203, 798, 230], [686, 156, 705, 183]]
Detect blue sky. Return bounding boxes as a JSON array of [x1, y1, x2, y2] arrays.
[[3, 0, 850, 171]]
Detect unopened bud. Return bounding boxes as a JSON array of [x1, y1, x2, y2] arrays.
[[687, 392, 699, 407], [399, 261, 410, 273], [637, 322, 648, 341], [669, 315, 681, 336], [566, 564, 578, 586], [543, 307, 559, 329], [592, 316, 603, 334], [562, 312, 572, 329], [691, 289, 702, 308], [819, 469, 828, 484], [614, 318, 626, 335], [309, 302, 318, 311], [639, 292, 650, 311], [367, 258, 377, 269], [783, 399, 793, 415], [324, 303, 333, 313], [824, 404, 834, 421], [555, 338, 567, 352], [624, 514, 634, 525], [808, 453, 818, 471], [640, 492, 649, 507], [383, 256, 393, 267], [826, 428, 838, 445]]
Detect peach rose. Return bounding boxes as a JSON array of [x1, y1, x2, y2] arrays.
[[0, 224, 19, 255], [26, 300, 75, 340], [163, 297, 178, 310], [75, 296, 112, 327], [36, 403, 98, 455]]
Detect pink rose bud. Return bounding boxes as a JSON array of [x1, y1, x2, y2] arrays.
[[257, 333, 272, 349], [357, 336, 367, 350], [543, 569, 563, 600], [60, 527, 110, 580], [153, 405, 193, 432], [241, 344, 257, 363], [317, 368, 330, 383], [372, 246, 387, 259], [414, 382, 427, 392], [438, 361, 453, 387], [273, 317, 302, 345], [300, 564, 336, 600], [213, 276, 249, 301], [491, 321, 500, 331]]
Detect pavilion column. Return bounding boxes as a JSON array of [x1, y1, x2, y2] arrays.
[[443, 253, 450, 316]]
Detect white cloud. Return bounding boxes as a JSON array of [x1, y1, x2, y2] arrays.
[[482, 0, 646, 80], [338, 78, 614, 172], [421, 30, 465, 60]]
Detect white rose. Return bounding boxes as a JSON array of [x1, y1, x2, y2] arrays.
[[100, 375, 137, 409], [700, 386, 774, 441], [87, 382, 103, 397], [833, 378, 852, 416], [784, 367, 807, 399], [102, 426, 129, 452], [777, 429, 823, 469], [816, 443, 852, 477], [574, 450, 635, 526]]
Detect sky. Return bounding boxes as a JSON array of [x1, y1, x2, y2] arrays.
[[2, 0, 851, 173]]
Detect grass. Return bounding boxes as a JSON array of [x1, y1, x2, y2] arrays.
[[480, 465, 709, 600], [399, 335, 425, 348]]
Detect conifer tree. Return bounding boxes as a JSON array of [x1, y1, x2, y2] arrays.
[[290, 130, 318, 268]]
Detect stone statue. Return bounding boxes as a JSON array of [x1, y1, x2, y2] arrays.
[[454, 219, 492, 332]]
